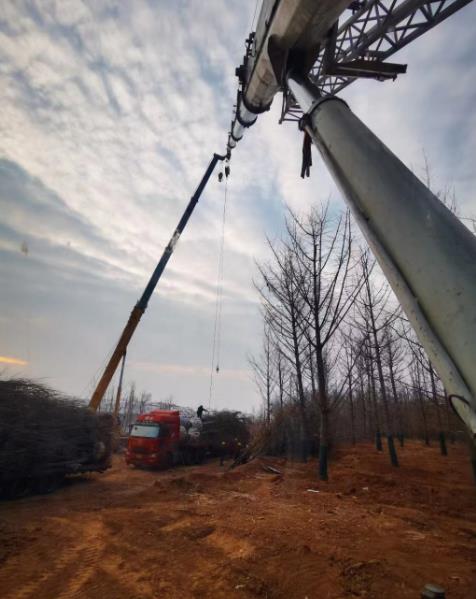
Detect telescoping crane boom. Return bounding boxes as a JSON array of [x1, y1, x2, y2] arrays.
[[225, 0, 476, 442], [89, 153, 227, 412]]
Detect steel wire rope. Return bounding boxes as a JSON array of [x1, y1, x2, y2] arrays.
[[208, 174, 229, 408], [249, 0, 259, 32]]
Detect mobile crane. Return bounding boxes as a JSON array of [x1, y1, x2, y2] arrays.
[[88, 153, 227, 412]]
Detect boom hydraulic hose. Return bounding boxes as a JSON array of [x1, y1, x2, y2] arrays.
[[89, 152, 226, 412]]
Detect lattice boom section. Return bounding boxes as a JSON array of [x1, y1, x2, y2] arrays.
[[282, 0, 472, 120]]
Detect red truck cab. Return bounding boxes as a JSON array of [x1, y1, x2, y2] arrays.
[[125, 410, 180, 467]]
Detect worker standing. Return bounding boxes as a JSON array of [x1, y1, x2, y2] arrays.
[[197, 405, 207, 420]]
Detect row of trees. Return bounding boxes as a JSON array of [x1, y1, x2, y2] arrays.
[[250, 202, 463, 480]]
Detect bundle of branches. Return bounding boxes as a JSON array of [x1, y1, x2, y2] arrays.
[[229, 401, 325, 470], [230, 426, 269, 468], [0, 378, 113, 499], [201, 410, 250, 447]]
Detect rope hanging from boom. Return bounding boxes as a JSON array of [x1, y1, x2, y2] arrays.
[[300, 127, 313, 179], [208, 161, 230, 407]]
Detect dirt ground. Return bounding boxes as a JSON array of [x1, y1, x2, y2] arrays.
[[0, 442, 475, 599]]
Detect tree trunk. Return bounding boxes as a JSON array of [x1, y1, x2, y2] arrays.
[[366, 282, 398, 467], [316, 346, 329, 480], [360, 375, 368, 439], [444, 389, 456, 444], [387, 344, 405, 447], [348, 370, 356, 446], [277, 351, 284, 408], [428, 361, 447, 456], [266, 338, 271, 425], [367, 353, 382, 451], [417, 386, 430, 446], [290, 310, 308, 462]]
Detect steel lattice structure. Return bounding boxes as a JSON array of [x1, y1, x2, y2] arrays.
[[281, 0, 473, 121]]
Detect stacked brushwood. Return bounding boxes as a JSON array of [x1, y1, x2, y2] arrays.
[[201, 410, 250, 456], [0, 379, 113, 499]]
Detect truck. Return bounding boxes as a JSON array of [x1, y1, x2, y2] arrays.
[[0, 379, 113, 499], [125, 409, 249, 468]]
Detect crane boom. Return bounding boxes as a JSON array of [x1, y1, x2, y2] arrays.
[[89, 152, 227, 412]]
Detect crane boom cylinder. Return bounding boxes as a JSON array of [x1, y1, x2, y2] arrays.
[[287, 71, 476, 437], [89, 153, 226, 411]]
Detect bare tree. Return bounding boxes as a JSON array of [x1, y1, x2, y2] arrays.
[[364, 332, 383, 451], [249, 321, 276, 424], [356, 253, 400, 466], [122, 382, 136, 433], [286, 204, 362, 479], [138, 391, 152, 415], [400, 322, 449, 455], [340, 335, 357, 446], [274, 339, 288, 409], [256, 242, 309, 459]]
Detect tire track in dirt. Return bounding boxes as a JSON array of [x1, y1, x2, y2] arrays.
[[54, 519, 106, 599], [79, 508, 200, 598], [54, 511, 160, 599], [1, 516, 105, 599]]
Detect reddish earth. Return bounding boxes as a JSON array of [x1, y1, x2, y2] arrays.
[[0, 442, 475, 598]]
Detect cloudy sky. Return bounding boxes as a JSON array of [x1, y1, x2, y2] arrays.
[[1, 0, 475, 414]]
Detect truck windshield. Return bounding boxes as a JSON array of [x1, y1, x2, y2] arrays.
[[130, 424, 160, 439]]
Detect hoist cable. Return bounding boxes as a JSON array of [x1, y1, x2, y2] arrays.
[[249, 0, 259, 32], [215, 176, 228, 370], [208, 174, 229, 407]]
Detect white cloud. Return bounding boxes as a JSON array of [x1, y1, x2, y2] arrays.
[[133, 361, 250, 382]]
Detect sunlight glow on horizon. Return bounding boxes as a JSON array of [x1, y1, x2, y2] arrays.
[[0, 355, 28, 366]]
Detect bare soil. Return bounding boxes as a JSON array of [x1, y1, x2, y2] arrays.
[[0, 442, 475, 598]]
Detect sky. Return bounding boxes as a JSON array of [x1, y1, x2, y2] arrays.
[[1, 0, 475, 414]]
